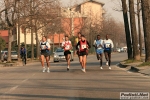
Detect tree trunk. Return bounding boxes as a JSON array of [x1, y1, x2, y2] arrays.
[[17, 20, 21, 61], [35, 25, 39, 59], [141, 0, 150, 62], [7, 29, 12, 62], [137, 0, 142, 56], [24, 28, 27, 59], [129, 0, 140, 60], [121, 0, 132, 59], [30, 0, 34, 61]]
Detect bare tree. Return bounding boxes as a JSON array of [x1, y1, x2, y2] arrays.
[[121, 0, 132, 59], [129, 0, 140, 60], [141, 0, 150, 62], [137, 0, 142, 56]]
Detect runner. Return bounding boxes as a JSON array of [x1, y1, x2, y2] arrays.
[[93, 35, 104, 69], [40, 36, 51, 73], [62, 35, 72, 71], [103, 34, 114, 69], [76, 35, 90, 73]]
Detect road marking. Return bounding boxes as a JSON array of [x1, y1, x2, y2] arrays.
[[22, 79, 28, 83], [5, 85, 19, 93]]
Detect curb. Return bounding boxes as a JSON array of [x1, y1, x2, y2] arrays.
[[117, 62, 150, 76]]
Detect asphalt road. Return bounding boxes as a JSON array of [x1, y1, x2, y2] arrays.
[[0, 53, 149, 100]]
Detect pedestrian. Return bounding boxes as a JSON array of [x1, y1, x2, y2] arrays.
[[62, 35, 73, 71], [40, 36, 51, 73], [76, 35, 90, 73], [93, 35, 104, 69], [20, 45, 27, 65], [103, 34, 114, 69]]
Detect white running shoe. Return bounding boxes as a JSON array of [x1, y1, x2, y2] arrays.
[[109, 67, 111, 70], [100, 67, 103, 69], [42, 67, 46, 72], [47, 68, 50, 73], [81, 69, 86, 73], [106, 61, 108, 65]]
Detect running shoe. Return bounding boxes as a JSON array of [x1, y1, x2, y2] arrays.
[[106, 61, 108, 65], [47, 68, 50, 73], [67, 68, 69, 71], [81, 69, 86, 73], [100, 67, 103, 69], [109, 67, 111, 70], [42, 67, 46, 72]]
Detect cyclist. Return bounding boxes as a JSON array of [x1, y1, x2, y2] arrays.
[[20, 46, 27, 65], [103, 34, 114, 69], [93, 35, 104, 69], [62, 35, 73, 71], [40, 36, 51, 73]]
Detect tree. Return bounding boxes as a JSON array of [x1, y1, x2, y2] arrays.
[[0, 37, 6, 60], [3, 0, 19, 62], [137, 0, 142, 56], [121, 0, 132, 59], [141, 0, 150, 62], [129, 0, 140, 60]]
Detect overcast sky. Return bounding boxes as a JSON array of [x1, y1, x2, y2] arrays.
[[60, 0, 124, 22]]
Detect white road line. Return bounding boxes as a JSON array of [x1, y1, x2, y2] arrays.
[[5, 85, 19, 93], [21, 79, 29, 83]]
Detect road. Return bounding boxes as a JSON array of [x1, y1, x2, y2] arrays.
[[0, 53, 149, 100]]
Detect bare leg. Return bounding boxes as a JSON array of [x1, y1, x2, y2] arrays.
[[40, 55, 45, 67], [108, 53, 111, 66], [45, 56, 50, 68], [99, 53, 103, 66], [67, 54, 71, 67], [82, 55, 87, 69], [79, 56, 83, 69]]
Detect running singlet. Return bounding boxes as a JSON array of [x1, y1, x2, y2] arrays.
[[40, 42, 50, 53], [80, 40, 87, 51], [95, 39, 103, 49], [64, 41, 71, 51]]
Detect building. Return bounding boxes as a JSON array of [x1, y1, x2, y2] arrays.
[[61, 0, 105, 36], [0, 30, 9, 47]]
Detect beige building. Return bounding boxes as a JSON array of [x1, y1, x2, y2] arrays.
[[72, 0, 105, 25]]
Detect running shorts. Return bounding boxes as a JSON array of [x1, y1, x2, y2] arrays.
[[104, 50, 111, 54], [64, 50, 71, 56], [96, 49, 103, 54], [41, 51, 50, 57], [78, 51, 87, 56]]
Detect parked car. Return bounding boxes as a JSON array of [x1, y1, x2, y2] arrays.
[[3, 51, 18, 61], [53, 48, 74, 62]]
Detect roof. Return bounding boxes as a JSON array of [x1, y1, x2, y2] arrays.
[[77, 0, 105, 7]]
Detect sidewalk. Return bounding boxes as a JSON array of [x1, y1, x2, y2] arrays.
[[117, 61, 150, 76]]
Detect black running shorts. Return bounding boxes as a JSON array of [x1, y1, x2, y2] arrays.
[[104, 50, 111, 54], [64, 50, 71, 56]]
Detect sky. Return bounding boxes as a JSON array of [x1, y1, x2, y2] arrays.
[[60, 0, 124, 22]]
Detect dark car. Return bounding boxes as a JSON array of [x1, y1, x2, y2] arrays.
[[53, 48, 74, 62]]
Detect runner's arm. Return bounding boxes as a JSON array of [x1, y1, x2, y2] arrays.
[[46, 42, 51, 50], [93, 40, 96, 47], [110, 40, 114, 48], [86, 41, 91, 48], [76, 41, 80, 50]]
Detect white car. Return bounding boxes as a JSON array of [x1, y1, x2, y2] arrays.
[[53, 48, 74, 62]]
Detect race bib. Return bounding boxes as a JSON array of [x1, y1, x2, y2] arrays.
[[81, 45, 86, 49], [41, 45, 46, 50], [105, 43, 110, 48], [65, 45, 70, 49]]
